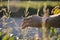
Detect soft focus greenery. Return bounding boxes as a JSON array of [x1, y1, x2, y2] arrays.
[[9, 36, 14, 40], [2, 34, 9, 40], [0, 32, 3, 36], [0, 1, 60, 9]]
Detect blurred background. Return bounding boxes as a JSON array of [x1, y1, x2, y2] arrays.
[[0, 0, 60, 40]]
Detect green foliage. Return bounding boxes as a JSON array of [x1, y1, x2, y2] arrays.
[[40, 28, 42, 32], [0, 1, 60, 9], [2, 34, 9, 40], [9, 36, 14, 40], [49, 27, 57, 37], [58, 34, 60, 38], [0, 31, 15, 40], [0, 32, 3, 36]]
